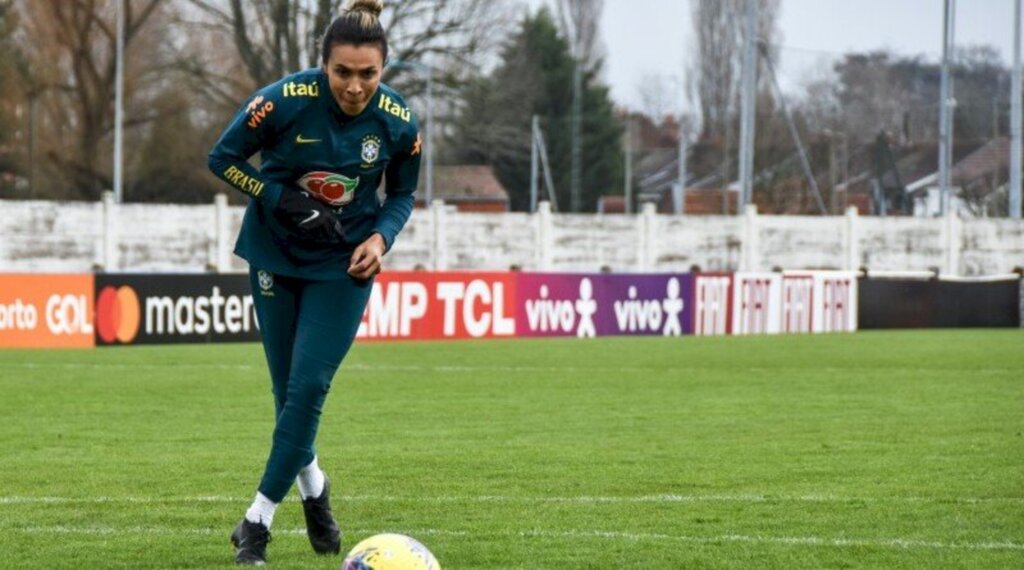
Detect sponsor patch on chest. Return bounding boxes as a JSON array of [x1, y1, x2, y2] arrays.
[[296, 171, 360, 206]]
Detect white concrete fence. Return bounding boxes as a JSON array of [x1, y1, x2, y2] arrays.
[[1, 193, 1022, 275]]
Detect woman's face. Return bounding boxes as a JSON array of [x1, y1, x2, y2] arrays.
[[324, 43, 384, 116]]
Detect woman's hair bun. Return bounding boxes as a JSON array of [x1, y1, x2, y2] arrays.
[[346, 0, 383, 17]]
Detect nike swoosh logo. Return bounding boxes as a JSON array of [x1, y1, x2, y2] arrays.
[[300, 210, 320, 226], [295, 134, 321, 144]]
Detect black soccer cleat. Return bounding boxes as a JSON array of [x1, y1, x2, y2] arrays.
[[302, 476, 342, 555], [231, 518, 271, 566]]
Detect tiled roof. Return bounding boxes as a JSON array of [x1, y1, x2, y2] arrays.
[[422, 165, 509, 201]]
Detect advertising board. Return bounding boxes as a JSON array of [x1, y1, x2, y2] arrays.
[[0, 274, 95, 348]]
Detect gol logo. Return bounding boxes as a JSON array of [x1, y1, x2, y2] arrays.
[[95, 286, 141, 344]]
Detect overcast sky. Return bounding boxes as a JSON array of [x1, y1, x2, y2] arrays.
[[524, 0, 1019, 113]]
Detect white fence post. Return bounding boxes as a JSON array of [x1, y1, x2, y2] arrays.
[[431, 199, 448, 270], [101, 191, 118, 271], [638, 202, 657, 271], [741, 203, 759, 271], [945, 211, 961, 275], [536, 201, 552, 270], [214, 193, 231, 272], [844, 206, 859, 271]]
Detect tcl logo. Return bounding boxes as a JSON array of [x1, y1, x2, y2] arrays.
[[436, 280, 515, 337], [45, 294, 94, 335]]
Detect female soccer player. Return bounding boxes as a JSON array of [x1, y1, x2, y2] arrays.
[[207, 0, 420, 564]]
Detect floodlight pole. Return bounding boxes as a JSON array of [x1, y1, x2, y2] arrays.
[[570, 2, 583, 213], [737, 0, 758, 208], [938, 0, 956, 216], [113, 0, 125, 203], [1011, 0, 1022, 219]]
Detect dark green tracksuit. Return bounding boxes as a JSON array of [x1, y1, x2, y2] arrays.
[[208, 68, 421, 502]]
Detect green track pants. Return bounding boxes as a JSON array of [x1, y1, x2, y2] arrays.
[[248, 266, 373, 503]]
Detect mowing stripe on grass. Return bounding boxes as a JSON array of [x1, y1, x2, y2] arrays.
[[4, 525, 1022, 551], [2, 494, 1022, 506], [5, 362, 1019, 374]]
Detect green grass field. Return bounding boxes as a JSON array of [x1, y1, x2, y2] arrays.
[[0, 330, 1021, 569]]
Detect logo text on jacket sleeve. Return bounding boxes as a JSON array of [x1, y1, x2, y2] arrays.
[[222, 165, 265, 198], [282, 81, 319, 97], [378, 94, 411, 122], [246, 95, 275, 129]]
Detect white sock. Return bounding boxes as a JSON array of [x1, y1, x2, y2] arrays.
[[245, 492, 278, 529], [296, 456, 326, 500]]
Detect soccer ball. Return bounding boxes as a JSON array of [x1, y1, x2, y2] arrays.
[[342, 533, 440, 570]]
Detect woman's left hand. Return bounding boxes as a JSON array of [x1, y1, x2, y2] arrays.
[[348, 233, 386, 280]]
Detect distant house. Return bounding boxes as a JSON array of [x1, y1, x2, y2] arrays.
[[414, 165, 509, 212], [597, 189, 739, 215], [609, 147, 728, 215], [838, 137, 1008, 217], [904, 137, 1009, 217]]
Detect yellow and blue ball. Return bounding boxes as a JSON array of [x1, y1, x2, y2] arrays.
[[342, 533, 440, 570]]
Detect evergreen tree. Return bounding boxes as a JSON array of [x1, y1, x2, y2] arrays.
[[448, 7, 623, 212]]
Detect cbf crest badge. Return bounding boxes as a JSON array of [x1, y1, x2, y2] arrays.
[[257, 270, 274, 296], [360, 134, 381, 167]]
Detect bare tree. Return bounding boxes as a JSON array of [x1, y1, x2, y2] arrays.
[[184, 0, 512, 103], [690, 0, 739, 141], [14, 0, 170, 199], [688, 0, 779, 140], [553, 0, 604, 71], [687, 0, 778, 209], [638, 73, 680, 123]]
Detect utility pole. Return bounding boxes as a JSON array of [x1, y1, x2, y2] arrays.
[[829, 134, 838, 215], [425, 67, 434, 206], [761, 43, 828, 215], [533, 119, 559, 212], [676, 122, 687, 215], [938, 0, 956, 216], [113, 0, 125, 203], [390, 59, 435, 207], [570, 1, 583, 213], [624, 118, 633, 214], [28, 95, 37, 197], [531, 115, 539, 213], [1011, 0, 1022, 219], [737, 0, 758, 208]]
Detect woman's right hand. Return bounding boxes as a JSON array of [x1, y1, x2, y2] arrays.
[[273, 190, 345, 246]]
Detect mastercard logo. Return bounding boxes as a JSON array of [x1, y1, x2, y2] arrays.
[[95, 286, 141, 344]]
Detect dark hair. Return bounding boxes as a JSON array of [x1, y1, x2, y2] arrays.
[[320, 0, 388, 65]]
